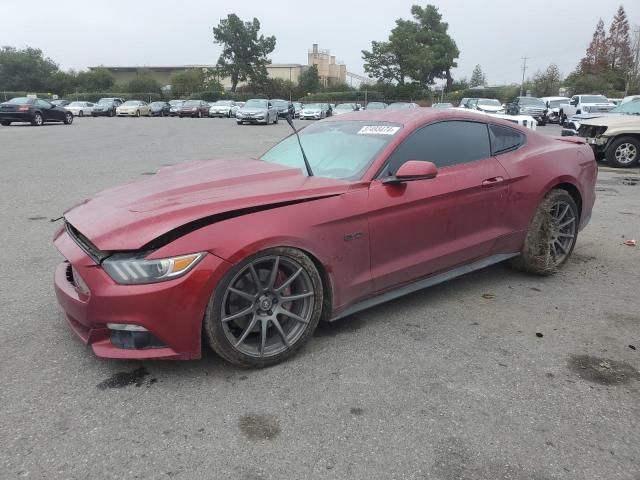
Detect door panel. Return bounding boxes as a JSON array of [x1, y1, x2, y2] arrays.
[[368, 157, 510, 293]]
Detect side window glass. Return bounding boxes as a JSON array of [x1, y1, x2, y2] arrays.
[[36, 100, 51, 108], [383, 121, 491, 175], [489, 124, 525, 155]]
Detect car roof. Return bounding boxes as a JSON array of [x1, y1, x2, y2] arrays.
[[322, 107, 531, 132]]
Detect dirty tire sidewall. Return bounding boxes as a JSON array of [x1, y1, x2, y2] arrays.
[[511, 189, 579, 275], [204, 247, 324, 368]]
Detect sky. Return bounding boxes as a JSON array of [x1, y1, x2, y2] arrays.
[[2, 0, 638, 85]]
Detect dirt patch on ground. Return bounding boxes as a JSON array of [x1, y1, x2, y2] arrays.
[[238, 413, 280, 440], [568, 354, 640, 385]]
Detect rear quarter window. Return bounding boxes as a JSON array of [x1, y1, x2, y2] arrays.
[[489, 124, 525, 155]]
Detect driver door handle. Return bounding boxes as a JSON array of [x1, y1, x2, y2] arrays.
[[482, 176, 505, 187]]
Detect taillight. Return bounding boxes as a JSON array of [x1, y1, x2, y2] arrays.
[[19, 106, 30, 111]]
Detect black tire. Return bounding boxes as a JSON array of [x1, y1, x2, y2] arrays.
[[1, 121, 10, 126], [237, 121, 243, 125], [198, 111, 202, 118], [63, 112, 73, 125], [274, 114, 279, 124], [79, 111, 84, 117], [136, 110, 140, 117], [558, 110, 565, 126], [31, 112, 44, 126], [538, 118, 546, 126], [109, 110, 114, 117], [510, 189, 579, 275], [605, 136, 640, 168], [161, 111, 165, 117], [204, 247, 324, 368]]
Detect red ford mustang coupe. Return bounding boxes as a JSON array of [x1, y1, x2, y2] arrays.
[[54, 109, 597, 367]]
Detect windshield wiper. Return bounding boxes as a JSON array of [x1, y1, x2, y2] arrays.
[[285, 115, 314, 177]]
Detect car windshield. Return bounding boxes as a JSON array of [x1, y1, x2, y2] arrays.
[[548, 99, 566, 107], [478, 99, 501, 106], [304, 104, 321, 109], [150, 102, 165, 107], [169, 100, 183, 106], [272, 100, 288, 107], [293, 102, 302, 108], [122, 101, 139, 106], [214, 100, 233, 106], [581, 95, 608, 103], [98, 100, 113, 105], [611, 100, 640, 115], [183, 100, 200, 106], [7, 97, 32, 105], [387, 102, 411, 109], [245, 99, 268, 108], [262, 121, 401, 180], [336, 104, 353, 110], [519, 97, 545, 106], [68, 102, 84, 107], [366, 103, 386, 109]]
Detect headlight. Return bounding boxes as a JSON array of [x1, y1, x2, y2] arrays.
[[594, 126, 608, 136], [519, 107, 526, 113], [102, 252, 205, 285]]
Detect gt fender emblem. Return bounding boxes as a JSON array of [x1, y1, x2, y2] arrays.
[[344, 232, 363, 242]]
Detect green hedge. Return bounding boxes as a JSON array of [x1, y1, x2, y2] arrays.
[[1, 91, 53, 101]]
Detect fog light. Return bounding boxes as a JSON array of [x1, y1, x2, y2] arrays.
[[108, 327, 166, 349]]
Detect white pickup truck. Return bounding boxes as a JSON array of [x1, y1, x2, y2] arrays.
[[559, 94, 615, 125]]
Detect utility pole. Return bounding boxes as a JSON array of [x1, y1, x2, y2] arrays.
[[520, 57, 528, 97]]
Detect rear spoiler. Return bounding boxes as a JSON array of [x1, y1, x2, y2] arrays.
[[553, 136, 586, 145]]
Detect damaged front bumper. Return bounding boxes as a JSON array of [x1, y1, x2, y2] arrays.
[[53, 227, 231, 360]]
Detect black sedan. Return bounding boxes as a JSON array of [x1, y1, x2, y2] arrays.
[[271, 99, 295, 117], [149, 101, 171, 117], [0, 97, 73, 126]]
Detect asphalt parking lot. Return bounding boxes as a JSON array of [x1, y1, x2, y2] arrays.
[[1, 116, 639, 480]]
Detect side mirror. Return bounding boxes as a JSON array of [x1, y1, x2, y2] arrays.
[[383, 161, 438, 185]]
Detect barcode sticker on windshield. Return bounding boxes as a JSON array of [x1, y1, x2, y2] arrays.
[[357, 126, 400, 135]]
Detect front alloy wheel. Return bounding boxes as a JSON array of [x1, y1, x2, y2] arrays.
[[63, 112, 73, 125], [205, 248, 323, 367], [32, 113, 44, 126], [606, 136, 639, 168]]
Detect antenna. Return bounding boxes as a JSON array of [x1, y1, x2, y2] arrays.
[[285, 115, 314, 177]]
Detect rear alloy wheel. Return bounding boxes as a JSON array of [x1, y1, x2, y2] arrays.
[[1, 121, 11, 126], [606, 136, 639, 168], [32, 112, 44, 126], [511, 189, 578, 275], [63, 112, 73, 125], [205, 247, 324, 368]]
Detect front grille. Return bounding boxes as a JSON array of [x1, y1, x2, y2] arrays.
[[65, 222, 108, 263]]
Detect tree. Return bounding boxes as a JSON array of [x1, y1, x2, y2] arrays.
[[0, 46, 59, 91], [124, 70, 161, 93], [606, 6, 632, 72], [362, 4, 459, 89], [362, 41, 408, 85], [470, 65, 486, 87], [580, 19, 608, 74], [532, 64, 561, 96], [297, 65, 320, 94], [47, 70, 78, 95], [76, 68, 115, 92], [213, 14, 276, 92], [170, 69, 205, 96]]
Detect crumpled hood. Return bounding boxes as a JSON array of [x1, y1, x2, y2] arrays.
[[64, 158, 349, 251], [570, 112, 616, 121]]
